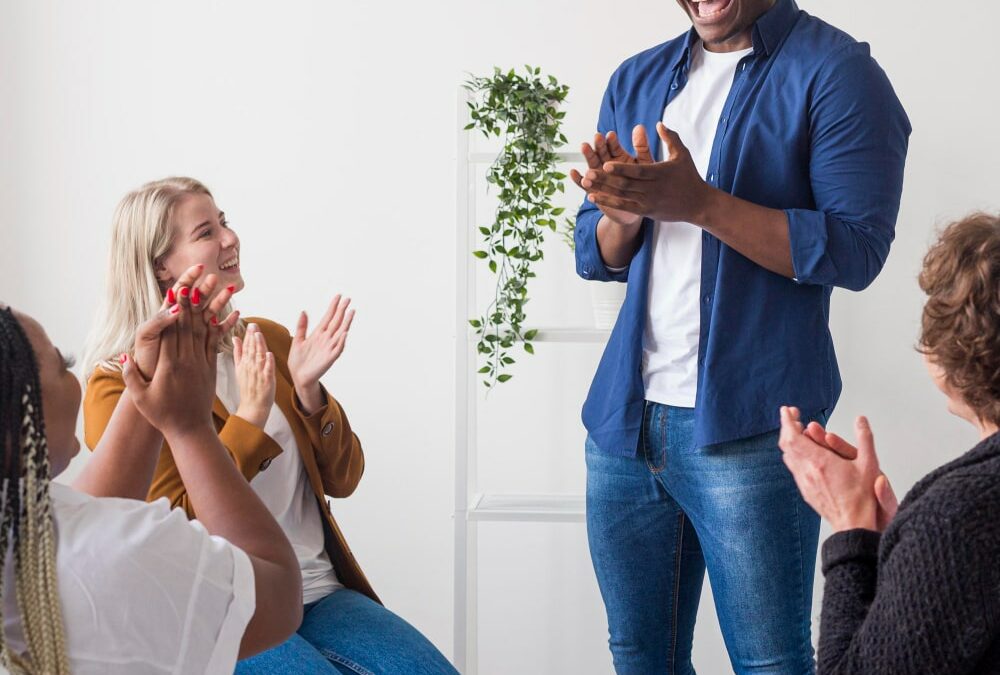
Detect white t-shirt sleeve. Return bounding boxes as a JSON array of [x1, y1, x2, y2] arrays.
[[36, 486, 257, 675]]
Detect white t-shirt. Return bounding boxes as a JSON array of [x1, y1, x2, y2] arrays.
[[643, 41, 752, 407], [3, 483, 255, 675], [216, 354, 341, 604]]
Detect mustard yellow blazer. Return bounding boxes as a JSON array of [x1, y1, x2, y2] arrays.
[[83, 317, 378, 603]]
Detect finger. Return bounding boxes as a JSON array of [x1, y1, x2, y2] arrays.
[[633, 125, 653, 163], [330, 332, 347, 361], [593, 133, 612, 165], [605, 130, 635, 162], [581, 142, 602, 170], [233, 336, 243, 365], [264, 352, 275, 382], [175, 298, 195, 359], [874, 474, 899, 516], [243, 324, 258, 359], [206, 319, 222, 361], [318, 295, 343, 332], [137, 306, 183, 342], [570, 168, 587, 191], [779, 406, 805, 444], [120, 354, 149, 395], [657, 122, 685, 160], [217, 310, 241, 334], [190, 274, 217, 314], [324, 297, 351, 335], [855, 416, 877, 464], [170, 264, 206, 303], [255, 329, 269, 355], [803, 421, 829, 448], [588, 192, 644, 215], [294, 311, 308, 343], [583, 170, 646, 198], [822, 431, 859, 460], [205, 284, 235, 323], [337, 308, 356, 337], [603, 161, 656, 181]]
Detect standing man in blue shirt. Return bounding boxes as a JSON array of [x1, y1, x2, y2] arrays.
[[571, 0, 909, 672]]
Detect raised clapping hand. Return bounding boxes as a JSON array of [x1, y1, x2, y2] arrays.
[[570, 126, 655, 227], [778, 406, 899, 533], [233, 323, 276, 428], [132, 264, 240, 379], [575, 122, 715, 226], [287, 295, 355, 415], [122, 286, 222, 439]]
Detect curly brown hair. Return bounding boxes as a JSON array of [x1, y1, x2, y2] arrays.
[[918, 212, 1000, 427]]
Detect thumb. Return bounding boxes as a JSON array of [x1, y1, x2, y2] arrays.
[[632, 125, 653, 163], [138, 307, 181, 343], [120, 354, 148, 396], [656, 122, 683, 160], [232, 336, 243, 365], [294, 311, 308, 343], [874, 473, 899, 516]]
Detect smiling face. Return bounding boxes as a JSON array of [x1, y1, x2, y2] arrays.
[[14, 311, 81, 477], [155, 192, 243, 292], [675, 0, 776, 51]]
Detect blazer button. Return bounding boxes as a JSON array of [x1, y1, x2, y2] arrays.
[[259, 458, 272, 471], [322, 422, 335, 437]]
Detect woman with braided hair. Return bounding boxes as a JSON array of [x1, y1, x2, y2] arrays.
[[0, 293, 302, 674]]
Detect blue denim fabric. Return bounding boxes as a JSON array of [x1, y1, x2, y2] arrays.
[[586, 404, 822, 674], [235, 589, 458, 675]]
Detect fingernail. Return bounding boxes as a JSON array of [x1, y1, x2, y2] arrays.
[[192, 287, 201, 305], [210, 315, 218, 325], [119, 353, 127, 364], [180, 286, 190, 298], [226, 284, 235, 293], [170, 305, 181, 315], [166, 288, 176, 304], [196, 264, 204, 269]]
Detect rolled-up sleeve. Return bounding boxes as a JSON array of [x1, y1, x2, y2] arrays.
[[575, 75, 632, 284], [787, 43, 910, 292]]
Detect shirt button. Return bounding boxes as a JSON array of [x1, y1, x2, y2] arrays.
[[709, 173, 715, 182], [703, 294, 713, 304], [582, 268, 591, 278], [322, 422, 335, 437], [259, 458, 272, 471], [670, 83, 678, 90]]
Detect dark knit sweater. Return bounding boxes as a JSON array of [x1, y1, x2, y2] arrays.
[[818, 430, 1000, 674]]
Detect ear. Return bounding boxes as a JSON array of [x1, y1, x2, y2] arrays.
[[153, 256, 174, 289]]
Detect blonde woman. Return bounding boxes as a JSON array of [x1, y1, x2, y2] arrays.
[[82, 177, 457, 675], [0, 298, 301, 673]]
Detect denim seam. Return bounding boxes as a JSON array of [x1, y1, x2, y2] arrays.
[[791, 488, 809, 656], [645, 404, 667, 474], [318, 648, 376, 675], [669, 511, 686, 672]]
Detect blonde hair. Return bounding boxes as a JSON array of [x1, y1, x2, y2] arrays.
[[0, 307, 70, 674], [82, 177, 243, 378]]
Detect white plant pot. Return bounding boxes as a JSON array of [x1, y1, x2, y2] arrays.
[[590, 282, 627, 330]]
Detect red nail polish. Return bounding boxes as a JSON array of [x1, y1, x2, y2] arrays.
[[119, 353, 127, 364], [210, 315, 218, 326], [226, 285, 235, 293], [192, 287, 201, 305], [180, 286, 190, 298], [170, 305, 181, 315], [166, 288, 176, 304]]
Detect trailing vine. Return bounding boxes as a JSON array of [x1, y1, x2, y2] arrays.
[[464, 66, 570, 388]]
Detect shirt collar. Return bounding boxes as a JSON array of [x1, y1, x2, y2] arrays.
[[672, 0, 799, 71]]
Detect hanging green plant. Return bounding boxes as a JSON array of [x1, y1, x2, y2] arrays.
[[464, 65, 570, 388]]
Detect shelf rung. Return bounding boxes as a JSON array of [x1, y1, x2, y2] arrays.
[[467, 493, 585, 523]]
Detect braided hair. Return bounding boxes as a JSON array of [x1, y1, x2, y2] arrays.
[[0, 307, 70, 674]]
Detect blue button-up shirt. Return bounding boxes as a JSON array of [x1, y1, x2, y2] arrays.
[[575, 0, 910, 454]]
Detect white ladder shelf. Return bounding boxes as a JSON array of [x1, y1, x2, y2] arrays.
[[453, 90, 609, 674]]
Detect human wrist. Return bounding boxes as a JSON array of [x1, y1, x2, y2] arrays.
[[830, 502, 879, 533], [235, 404, 269, 428], [294, 380, 324, 415], [161, 423, 219, 451]]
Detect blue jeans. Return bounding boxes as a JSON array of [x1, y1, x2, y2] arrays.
[[586, 403, 821, 675], [235, 589, 458, 675]]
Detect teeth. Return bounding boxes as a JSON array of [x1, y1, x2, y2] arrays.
[[220, 258, 238, 270]]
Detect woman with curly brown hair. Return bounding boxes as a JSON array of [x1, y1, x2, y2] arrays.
[[778, 212, 1000, 674]]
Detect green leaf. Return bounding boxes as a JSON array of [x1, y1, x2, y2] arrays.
[[497, 374, 513, 383], [472, 250, 488, 259], [523, 329, 538, 340], [524, 343, 535, 354], [469, 319, 482, 328]]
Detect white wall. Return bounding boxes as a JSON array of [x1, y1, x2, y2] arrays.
[[2, 1, 998, 673]]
